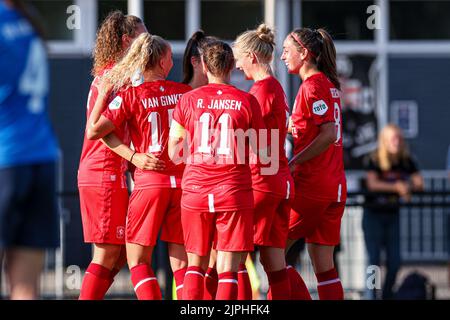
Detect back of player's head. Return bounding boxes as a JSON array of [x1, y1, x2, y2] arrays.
[[182, 31, 218, 84], [290, 28, 340, 90], [200, 40, 235, 78], [143, 34, 171, 70], [182, 30, 206, 84], [92, 10, 143, 76], [234, 23, 275, 64], [104, 33, 171, 92]]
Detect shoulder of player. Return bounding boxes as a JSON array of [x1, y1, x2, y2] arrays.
[[164, 80, 191, 92], [250, 78, 275, 97], [303, 76, 325, 92]]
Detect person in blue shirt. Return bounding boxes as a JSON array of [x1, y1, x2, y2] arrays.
[[0, 0, 59, 300]]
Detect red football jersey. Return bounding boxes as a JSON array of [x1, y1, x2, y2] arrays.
[[249, 76, 293, 199], [78, 66, 129, 188], [103, 80, 191, 189], [173, 83, 266, 211], [291, 72, 346, 202]]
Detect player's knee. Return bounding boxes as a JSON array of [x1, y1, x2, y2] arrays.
[[93, 244, 123, 268]]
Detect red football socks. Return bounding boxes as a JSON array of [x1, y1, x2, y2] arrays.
[[204, 267, 218, 300], [183, 266, 205, 300], [216, 272, 238, 300], [173, 267, 187, 300], [79, 263, 112, 300], [316, 268, 344, 300], [130, 263, 162, 300], [267, 268, 291, 300], [287, 265, 312, 300], [237, 264, 252, 300]]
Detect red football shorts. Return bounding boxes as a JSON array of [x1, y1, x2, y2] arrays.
[[181, 207, 254, 257], [288, 193, 345, 246], [126, 188, 183, 246], [253, 190, 291, 248], [79, 186, 128, 245]]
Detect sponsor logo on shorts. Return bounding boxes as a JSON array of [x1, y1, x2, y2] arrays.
[[116, 226, 125, 239], [312, 100, 329, 116], [109, 96, 122, 110]]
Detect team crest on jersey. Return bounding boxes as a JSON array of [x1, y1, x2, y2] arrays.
[[160, 86, 165, 92], [330, 88, 340, 98], [109, 96, 122, 110], [116, 226, 125, 239], [217, 90, 223, 95], [312, 100, 328, 116]]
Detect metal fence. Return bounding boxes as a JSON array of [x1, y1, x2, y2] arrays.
[[1, 171, 449, 299]]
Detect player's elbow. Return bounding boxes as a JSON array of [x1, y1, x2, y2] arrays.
[[86, 128, 101, 140]]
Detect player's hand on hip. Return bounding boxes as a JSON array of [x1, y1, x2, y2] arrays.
[[131, 153, 166, 171]]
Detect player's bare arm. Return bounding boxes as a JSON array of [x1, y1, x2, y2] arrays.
[[102, 133, 165, 171], [88, 78, 113, 129], [86, 115, 115, 140], [168, 119, 187, 165], [289, 121, 336, 168]]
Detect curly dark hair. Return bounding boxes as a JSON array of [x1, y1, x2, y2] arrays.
[[92, 10, 143, 76]]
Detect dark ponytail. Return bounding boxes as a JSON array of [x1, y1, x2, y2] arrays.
[[290, 28, 340, 90], [182, 30, 206, 84], [316, 29, 340, 90]]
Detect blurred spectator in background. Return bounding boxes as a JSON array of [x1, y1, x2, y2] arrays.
[[363, 124, 423, 300], [0, 0, 59, 299]]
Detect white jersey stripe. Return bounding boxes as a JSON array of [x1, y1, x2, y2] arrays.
[[337, 184, 342, 203], [286, 180, 291, 200], [170, 176, 177, 188], [208, 194, 215, 213]]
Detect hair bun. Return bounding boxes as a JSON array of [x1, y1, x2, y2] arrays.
[[191, 30, 205, 42], [256, 23, 275, 45]]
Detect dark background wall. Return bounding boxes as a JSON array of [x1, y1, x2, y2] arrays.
[[389, 56, 450, 171]]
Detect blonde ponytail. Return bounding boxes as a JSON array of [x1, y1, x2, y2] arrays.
[[102, 33, 170, 92]]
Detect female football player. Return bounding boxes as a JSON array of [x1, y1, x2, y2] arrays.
[[87, 33, 191, 300], [281, 28, 346, 300], [77, 10, 146, 300], [233, 24, 294, 300], [168, 40, 266, 300]]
